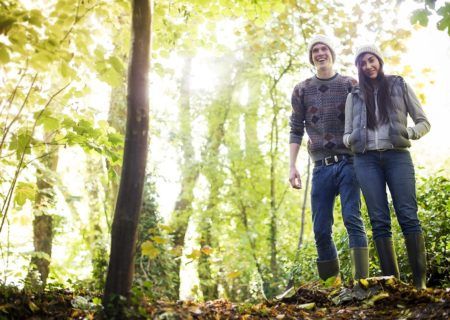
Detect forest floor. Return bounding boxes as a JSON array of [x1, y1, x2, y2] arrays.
[[0, 277, 449, 319]]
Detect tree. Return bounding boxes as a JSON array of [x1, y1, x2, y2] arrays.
[[169, 56, 199, 296], [25, 141, 59, 290], [103, 0, 151, 309]]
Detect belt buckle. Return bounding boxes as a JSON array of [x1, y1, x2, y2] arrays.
[[324, 155, 338, 166]]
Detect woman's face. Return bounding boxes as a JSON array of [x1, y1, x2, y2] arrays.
[[359, 53, 381, 80]]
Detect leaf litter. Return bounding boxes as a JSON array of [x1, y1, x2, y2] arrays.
[[1, 277, 449, 319]]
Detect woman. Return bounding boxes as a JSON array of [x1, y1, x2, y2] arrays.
[[343, 45, 430, 289]]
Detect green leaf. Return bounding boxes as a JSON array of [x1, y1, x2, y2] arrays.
[[109, 55, 125, 74], [29, 51, 53, 71], [0, 46, 10, 64], [14, 182, 36, 206], [17, 132, 32, 156], [108, 132, 123, 146], [425, 0, 436, 10], [436, 3, 450, 34], [62, 117, 76, 128], [273, 2, 285, 14], [65, 132, 86, 146], [75, 119, 97, 137], [41, 116, 60, 131], [28, 9, 43, 27], [100, 68, 123, 87], [411, 9, 430, 27], [0, 15, 16, 35], [60, 61, 76, 79]]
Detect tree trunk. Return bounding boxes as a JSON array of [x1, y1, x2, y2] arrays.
[[106, 67, 127, 219], [196, 58, 236, 300], [269, 109, 278, 279], [103, 0, 151, 307], [27, 146, 59, 290], [198, 218, 218, 300], [169, 57, 198, 296], [86, 156, 109, 291], [267, 61, 292, 283]]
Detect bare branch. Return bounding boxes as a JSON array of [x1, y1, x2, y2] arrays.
[[0, 74, 38, 154]]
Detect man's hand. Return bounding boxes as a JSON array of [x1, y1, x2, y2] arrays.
[[289, 167, 302, 189]]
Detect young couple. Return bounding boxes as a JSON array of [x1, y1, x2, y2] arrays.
[[289, 35, 430, 289]]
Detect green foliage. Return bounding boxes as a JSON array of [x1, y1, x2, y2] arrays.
[[133, 175, 179, 301], [287, 173, 450, 289], [417, 174, 450, 286], [14, 182, 36, 206], [437, 3, 450, 34], [411, 8, 430, 26], [411, 0, 450, 35]]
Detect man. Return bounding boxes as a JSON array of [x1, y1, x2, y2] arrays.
[[289, 35, 368, 281]]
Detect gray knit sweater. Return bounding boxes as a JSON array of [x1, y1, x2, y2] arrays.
[[290, 73, 356, 161]]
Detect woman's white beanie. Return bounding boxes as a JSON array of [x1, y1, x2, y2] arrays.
[[354, 44, 383, 65]]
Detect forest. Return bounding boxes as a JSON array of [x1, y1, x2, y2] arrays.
[[0, 0, 449, 319]]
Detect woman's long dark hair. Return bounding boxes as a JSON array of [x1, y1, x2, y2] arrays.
[[356, 55, 391, 129]]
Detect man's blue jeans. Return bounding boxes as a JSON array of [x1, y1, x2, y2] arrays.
[[311, 158, 368, 261], [354, 150, 422, 240]]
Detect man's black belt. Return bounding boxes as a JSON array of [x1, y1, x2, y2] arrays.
[[314, 154, 351, 167]]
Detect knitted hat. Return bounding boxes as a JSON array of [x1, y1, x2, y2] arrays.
[[307, 34, 336, 65], [354, 44, 383, 65]]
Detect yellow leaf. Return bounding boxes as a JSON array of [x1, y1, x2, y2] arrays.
[[359, 278, 369, 289], [273, 2, 285, 13], [201, 245, 213, 255], [29, 301, 39, 312], [298, 302, 315, 310], [227, 271, 241, 279], [141, 241, 160, 258], [365, 292, 390, 306], [15, 214, 32, 226], [385, 277, 396, 287], [324, 275, 341, 287], [170, 245, 183, 257], [152, 236, 168, 244], [186, 249, 201, 260], [159, 224, 172, 232], [402, 65, 413, 76]]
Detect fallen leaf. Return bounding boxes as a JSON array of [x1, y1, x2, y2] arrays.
[[297, 302, 315, 310]]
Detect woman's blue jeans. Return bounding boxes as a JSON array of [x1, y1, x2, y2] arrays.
[[354, 150, 422, 240], [311, 158, 368, 261]]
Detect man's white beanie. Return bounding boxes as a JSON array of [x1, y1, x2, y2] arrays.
[[307, 34, 336, 65], [354, 44, 383, 65]]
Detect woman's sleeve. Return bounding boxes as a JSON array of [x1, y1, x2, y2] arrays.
[[343, 93, 353, 148], [404, 82, 431, 140]]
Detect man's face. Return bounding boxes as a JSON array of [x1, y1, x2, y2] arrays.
[[311, 43, 333, 70]]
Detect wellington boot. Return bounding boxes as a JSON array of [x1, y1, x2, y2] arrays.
[[350, 247, 369, 280], [405, 233, 427, 289], [317, 258, 340, 281], [374, 237, 400, 278]]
